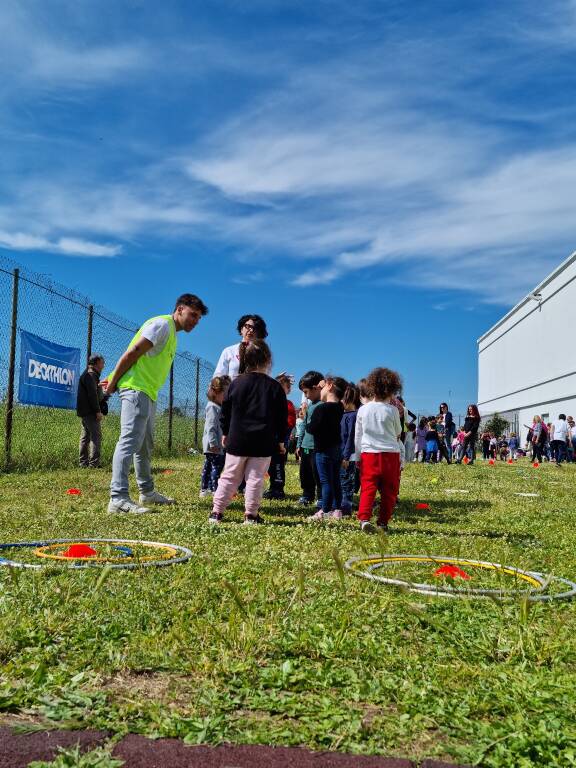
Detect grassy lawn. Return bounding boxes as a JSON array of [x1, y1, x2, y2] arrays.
[[1, 457, 575, 767]]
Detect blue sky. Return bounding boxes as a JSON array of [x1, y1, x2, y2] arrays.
[[1, 0, 576, 416]]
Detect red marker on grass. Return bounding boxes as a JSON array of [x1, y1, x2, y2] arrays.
[[66, 488, 81, 496], [62, 544, 96, 558], [434, 564, 471, 580]]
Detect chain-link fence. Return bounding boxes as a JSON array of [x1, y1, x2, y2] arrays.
[[0, 256, 214, 471]]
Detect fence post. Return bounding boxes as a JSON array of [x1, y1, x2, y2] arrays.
[[86, 304, 94, 361], [194, 358, 200, 449], [168, 362, 174, 451], [4, 268, 20, 469]]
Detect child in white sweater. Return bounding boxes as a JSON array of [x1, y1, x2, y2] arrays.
[[355, 367, 402, 533]]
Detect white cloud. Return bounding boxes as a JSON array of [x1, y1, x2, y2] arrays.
[[0, 230, 120, 257], [0, 0, 575, 304], [183, 56, 576, 303]]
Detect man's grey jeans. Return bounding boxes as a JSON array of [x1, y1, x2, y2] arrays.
[[110, 389, 156, 501], [79, 415, 102, 468]]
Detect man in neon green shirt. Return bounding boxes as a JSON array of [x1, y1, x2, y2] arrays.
[[106, 293, 208, 514]]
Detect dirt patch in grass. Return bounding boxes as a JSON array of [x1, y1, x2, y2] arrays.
[[102, 671, 200, 711]]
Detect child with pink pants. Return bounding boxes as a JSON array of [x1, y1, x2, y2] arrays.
[[209, 339, 288, 525]]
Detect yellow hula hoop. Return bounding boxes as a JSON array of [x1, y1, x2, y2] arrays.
[[34, 541, 178, 563], [348, 555, 542, 588]]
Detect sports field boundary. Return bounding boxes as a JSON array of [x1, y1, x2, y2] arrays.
[[0, 726, 470, 768]]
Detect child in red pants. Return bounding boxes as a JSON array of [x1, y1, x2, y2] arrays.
[[355, 367, 402, 533]]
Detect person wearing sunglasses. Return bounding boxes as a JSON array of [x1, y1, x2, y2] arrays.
[[214, 314, 269, 380]]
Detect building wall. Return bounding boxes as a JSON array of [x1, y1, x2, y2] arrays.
[[478, 252, 576, 442]]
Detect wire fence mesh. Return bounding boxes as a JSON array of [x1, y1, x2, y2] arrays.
[[0, 255, 214, 471]]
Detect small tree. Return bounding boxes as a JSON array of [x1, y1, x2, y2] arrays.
[[483, 413, 509, 436]]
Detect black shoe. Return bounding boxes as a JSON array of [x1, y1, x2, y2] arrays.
[[265, 491, 286, 500], [298, 496, 312, 506], [243, 514, 265, 525]]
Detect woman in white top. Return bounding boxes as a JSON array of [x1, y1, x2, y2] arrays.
[[214, 314, 269, 379]]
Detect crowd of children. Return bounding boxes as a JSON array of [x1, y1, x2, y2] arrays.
[[200, 341, 406, 532]]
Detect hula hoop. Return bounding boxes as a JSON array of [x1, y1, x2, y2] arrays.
[[34, 541, 178, 563], [0, 539, 192, 570], [344, 554, 576, 601]]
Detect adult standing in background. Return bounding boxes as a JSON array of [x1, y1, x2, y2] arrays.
[[550, 414, 569, 466], [76, 354, 107, 468], [214, 314, 268, 379], [105, 293, 208, 514], [437, 402, 454, 463], [456, 404, 481, 465], [530, 415, 545, 463]]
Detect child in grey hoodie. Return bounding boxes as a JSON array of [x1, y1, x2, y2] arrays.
[[200, 375, 231, 497]]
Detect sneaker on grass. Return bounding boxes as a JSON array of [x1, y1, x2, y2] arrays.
[[199, 489, 213, 498], [307, 510, 327, 522], [329, 509, 343, 520], [361, 520, 376, 534], [208, 512, 223, 524], [243, 514, 265, 525], [108, 498, 151, 514], [263, 490, 286, 501], [139, 490, 175, 505], [376, 522, 389, 532], [297, 496, 313, 506]]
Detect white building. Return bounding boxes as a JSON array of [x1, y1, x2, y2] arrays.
[[478, 251, 576, 442]]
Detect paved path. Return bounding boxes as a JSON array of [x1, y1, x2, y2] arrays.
[[0, 728, 470, 768]]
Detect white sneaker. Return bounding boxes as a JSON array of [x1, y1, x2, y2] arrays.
[[361, 520, 376, 534], [139, 490, 175, 505], [199, 489, 212, 498], [108, 498, 151, 514]]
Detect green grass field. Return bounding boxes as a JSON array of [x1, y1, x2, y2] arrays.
[[1, 457, 575, 767], [0, 404, 201, 470]]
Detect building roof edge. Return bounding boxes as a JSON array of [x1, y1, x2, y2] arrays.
[[477, 250, 576, 345]]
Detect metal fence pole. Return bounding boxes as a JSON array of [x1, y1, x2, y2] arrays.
[[168, 362, 174, 451], [4, 268, 20, 469], [194, 358, 200, 449], [86, 304, 94, 361]]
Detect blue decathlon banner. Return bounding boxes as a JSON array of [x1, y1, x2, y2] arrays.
[[18, 331, 81, 410]]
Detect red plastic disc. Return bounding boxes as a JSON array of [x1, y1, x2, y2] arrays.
[[62, 544, 97, 558], [434, 564, 471, 580], [66, 488, 81, 496]]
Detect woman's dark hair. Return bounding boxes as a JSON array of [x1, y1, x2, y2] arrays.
[[175, 294, 209, 315], [439, 402, 449, 411], [324, 375, 348, 401], [207, 375, 231, 403], [88, 354, 104, 366], [243, 339, 272, 372], [298, 370, 324, 390], [342, 382, 360, 409], [365, 367, 402, 400], [237, 314, 268, 338], [237, 315, 268, 372], [467, 404, 480, 418], [419, 417, 427, 429]]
